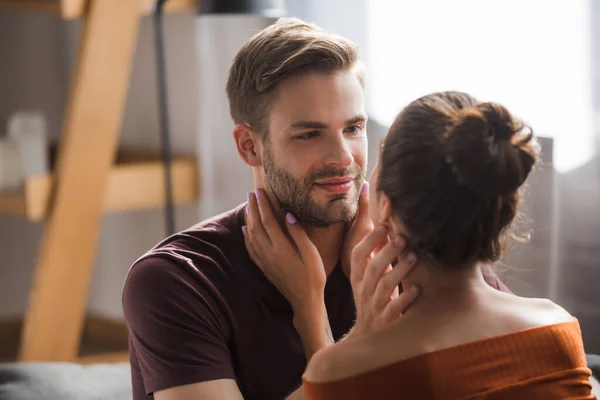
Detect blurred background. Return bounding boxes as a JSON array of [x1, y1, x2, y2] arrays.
[[0, 0, 598, 365]]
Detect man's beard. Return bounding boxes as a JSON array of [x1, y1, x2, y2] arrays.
[[263, 144, 365, 227]]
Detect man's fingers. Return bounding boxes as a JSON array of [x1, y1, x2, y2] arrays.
[[351, 226, 388, 282], [373, 253, 418, 310], [362, 235, 408, 296], [383, 286, 420, 324]]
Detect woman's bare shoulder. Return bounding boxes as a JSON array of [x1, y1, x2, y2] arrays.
[[304, 337, 377, 383], [499, 293, 575, 327]]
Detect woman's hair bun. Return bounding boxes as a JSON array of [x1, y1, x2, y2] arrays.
[[445, 102, 538, 198]]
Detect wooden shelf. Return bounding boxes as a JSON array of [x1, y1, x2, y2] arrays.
[[0, 153, 200, 221], [0, 0, 196, 19]]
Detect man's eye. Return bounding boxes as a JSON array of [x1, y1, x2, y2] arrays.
[[295, 131, 320, 140], [345, 125, 362, 134]]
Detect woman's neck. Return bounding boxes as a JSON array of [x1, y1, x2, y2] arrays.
[[401, 260, 491, 313]]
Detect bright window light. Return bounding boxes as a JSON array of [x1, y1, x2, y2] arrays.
[[366, 0, 594, 172]]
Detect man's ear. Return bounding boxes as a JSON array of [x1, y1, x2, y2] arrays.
[[233, 123, 262, 167]]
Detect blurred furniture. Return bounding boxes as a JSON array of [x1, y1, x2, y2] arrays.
[[0, 362, 132, 400], [0, 0, 199, 364]]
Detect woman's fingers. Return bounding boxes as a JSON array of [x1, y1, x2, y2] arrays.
[[242, 224, 261, 266], [373, 252, 418, 310], [254, 188, 293, 251], [362, 235, 409, 297], [285, 212, 319, 261], [383, 285, 420, 323], [350, 226, 388, 285], [246, 191, 271, 249]]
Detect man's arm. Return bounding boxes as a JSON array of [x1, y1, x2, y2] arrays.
[[123, 258, 237, 399], [154, 379, 307, 400], [154, 380, 244, 400]]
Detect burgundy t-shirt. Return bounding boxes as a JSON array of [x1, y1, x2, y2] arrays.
[[122, 204, 510, 400]]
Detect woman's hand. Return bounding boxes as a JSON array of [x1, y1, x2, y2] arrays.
[[349, 226, 420, 338], [341, 182, 374, 279], [243, 189, 332, 359], [243, 189, 327, 315]]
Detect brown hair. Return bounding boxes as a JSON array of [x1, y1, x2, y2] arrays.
[[378, 91, 538, 269], [226, 18, 362, 135]]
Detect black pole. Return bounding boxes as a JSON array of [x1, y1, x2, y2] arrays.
[[154, 0, 175, 236]]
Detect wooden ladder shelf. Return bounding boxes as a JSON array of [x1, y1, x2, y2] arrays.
[[0, 0, 198, 364]]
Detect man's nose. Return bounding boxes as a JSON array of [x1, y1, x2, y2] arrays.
[[324, 134, 354, 169]]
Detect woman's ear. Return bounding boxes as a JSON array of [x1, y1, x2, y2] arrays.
[[233, 124, 262, 167], [377, 193, 393, 225]]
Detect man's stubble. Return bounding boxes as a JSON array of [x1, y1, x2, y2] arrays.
[[262, 141, 365, 227]]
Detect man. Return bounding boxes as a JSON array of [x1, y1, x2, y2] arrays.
[[122, 18, 509, 400]]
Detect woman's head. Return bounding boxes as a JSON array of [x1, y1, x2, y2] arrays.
[[370, 91, 539, 269]]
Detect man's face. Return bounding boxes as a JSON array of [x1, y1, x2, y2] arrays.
[[262, 69, 367, 227]]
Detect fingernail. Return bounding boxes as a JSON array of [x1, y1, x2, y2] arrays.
[[255, 188, 260, 198], [286, 213, 297, 224], [406, 252, 417, 265], [247, 192, 252, 203], [362, 181, 369, 194], [393, 236, 405, 248], [242, 226, 247, 236]]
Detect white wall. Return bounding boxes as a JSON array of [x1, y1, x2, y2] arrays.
[[194, 16, 273, 219]]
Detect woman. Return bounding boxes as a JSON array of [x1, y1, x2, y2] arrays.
[[245, 91, 596, 399], [300, 91, 595, 399]]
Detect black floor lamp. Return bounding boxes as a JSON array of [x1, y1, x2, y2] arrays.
[[152, 0, 285, 236]]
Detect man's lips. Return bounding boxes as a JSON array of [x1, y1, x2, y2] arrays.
[[313, 177, 355, 194]]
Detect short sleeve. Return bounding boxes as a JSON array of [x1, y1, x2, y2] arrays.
[[122, 256, 235, 395]]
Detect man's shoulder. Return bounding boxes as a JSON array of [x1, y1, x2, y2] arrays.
[[173, 203, 246, 252], [187, 204, 246, 237], [136, 204, 245, 265], [124, 204, 248, 294]]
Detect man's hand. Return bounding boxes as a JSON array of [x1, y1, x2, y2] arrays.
[[341, 182, 374, 279], [348, 226, 420, 338]]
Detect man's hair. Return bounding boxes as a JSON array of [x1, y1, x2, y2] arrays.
[[226, 18, 363, 136]]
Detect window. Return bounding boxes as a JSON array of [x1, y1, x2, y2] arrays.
[[366, 0, 594, 172]]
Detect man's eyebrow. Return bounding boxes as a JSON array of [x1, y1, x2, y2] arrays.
[[287, 121, 329, 131], [286, 115, 368, 132], [345, 115, 368, 125]]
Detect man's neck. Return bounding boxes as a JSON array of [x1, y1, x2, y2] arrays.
[[304, 223, 346, 276]]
